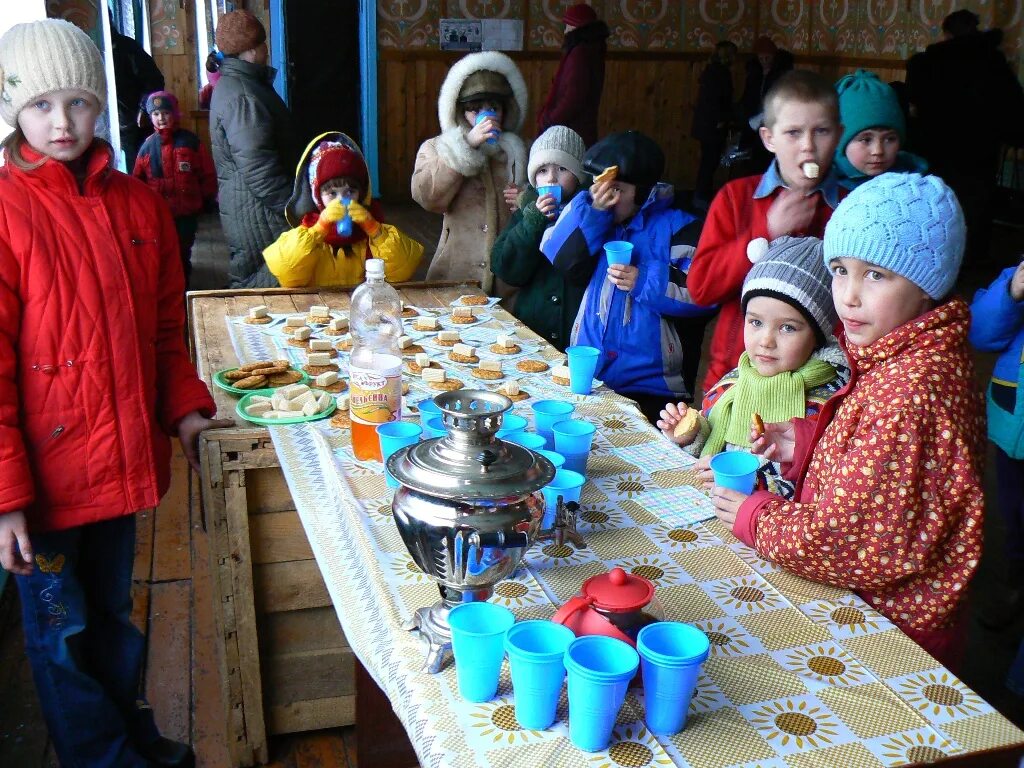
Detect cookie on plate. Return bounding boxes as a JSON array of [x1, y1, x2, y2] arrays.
[[551, 365, 571, 387], [243, 315, 273, 325], [330, 410, 351, 429], [306, 344, 338, 358], [266, 370, 304, 387], [450, 314, 478, 324], [429, 377, 464, 391], [471, 367, 503, 380], [400, 343, 425, 356], [460, 295, 490, 306], [516, 359, 550, 373], [490, 342, 522, 355], [303, 363, 340, 376], [239, 359, 290, 373], [401, 307, 419, 318], [336, 337, 353, 351], [406, 359, 441, 376], [234, 374, 268, 390]]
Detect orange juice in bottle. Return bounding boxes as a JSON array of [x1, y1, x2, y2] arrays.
[[349, 259, 403, 461]]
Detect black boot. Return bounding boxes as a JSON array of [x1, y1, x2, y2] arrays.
[[136, 737, 196, 768]]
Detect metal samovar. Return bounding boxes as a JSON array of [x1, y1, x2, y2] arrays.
[[387, 390, 555, 672]]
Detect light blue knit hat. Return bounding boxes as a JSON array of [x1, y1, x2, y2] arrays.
[[823, 173, 965, 299]]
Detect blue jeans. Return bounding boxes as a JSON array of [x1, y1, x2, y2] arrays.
[[15, 514, 160, 767]]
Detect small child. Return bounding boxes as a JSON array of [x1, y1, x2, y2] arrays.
[[715, 174, 984, 671], [0, 19, 228, 765], [657, 236, 847, 500], [412, 51, 528, 299], [689, 70, 845, 392], [198, 50, 221, 110], [491, 126, 588, 351], [132, 90, 217, 288], [540, 130, 712, 422], [968, 259, 1024, 624], [264, 132, 423, 287], [833, 69, 927, 190]]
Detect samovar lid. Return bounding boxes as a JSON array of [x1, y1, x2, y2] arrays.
[[388, 390, 555, 499]]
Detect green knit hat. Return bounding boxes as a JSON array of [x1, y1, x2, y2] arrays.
[[834, 69, 905, 157]]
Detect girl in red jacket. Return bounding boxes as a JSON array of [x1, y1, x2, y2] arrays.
[[710, 174, 985, 672], [0, 20, 230, 767]]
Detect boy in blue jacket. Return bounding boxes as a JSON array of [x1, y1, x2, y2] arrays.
[[540, 131, 713, 422]]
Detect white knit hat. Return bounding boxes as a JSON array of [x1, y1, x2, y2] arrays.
[[0, 19, 106, 127], [527, 126, 586, 187]]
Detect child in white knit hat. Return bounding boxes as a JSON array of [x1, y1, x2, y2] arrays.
[[0, 18, 228, 767], [491, 125, 588, 350], [657, 236, 847, 499]]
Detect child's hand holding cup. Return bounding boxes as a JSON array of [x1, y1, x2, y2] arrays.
[[535, 184, 562, 218], [469, 109, 501, 148]]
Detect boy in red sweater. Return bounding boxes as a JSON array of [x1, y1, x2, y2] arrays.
[[711, 174, 984, 672], [688, 70, 844, 392]]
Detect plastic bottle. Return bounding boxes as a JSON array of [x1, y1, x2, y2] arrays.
[[336, 195, 353, 237], [349, 259, 403, 461]]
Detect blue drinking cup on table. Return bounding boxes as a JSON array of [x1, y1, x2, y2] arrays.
[[417, 398, 442, 421], [496, 413, 528, 441], [422, 415, 448, 440], [552, 419, 596, 476], [377, 422, 423, 488], [505, 432, 547, 451], [604, 240, 634, 266], [636, 622, 710, 735], [565, 345, 601, 395], [540, 469, 585, 530], [709, 451, 760, 494], [448, 602, 516, 702], [564, 635, 640, 752], [475, 109, 500, 145], [532, 400, 575, 449], [537, 449, 565, 472], [505, 621, 576, 730]]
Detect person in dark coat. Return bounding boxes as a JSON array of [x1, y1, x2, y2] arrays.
[[209, 10, 297, 288], [691, 40, 737, 211], [738, 36, 794, 175], [536, 3, 609, 147], [906, 9, 1024, 267], [110, 17, 164, 171]]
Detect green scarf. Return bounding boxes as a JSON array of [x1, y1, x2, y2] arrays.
[[701, 352, 837, 458]]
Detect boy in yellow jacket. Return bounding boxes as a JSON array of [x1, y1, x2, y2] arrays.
[[264, 132, 423, 287]]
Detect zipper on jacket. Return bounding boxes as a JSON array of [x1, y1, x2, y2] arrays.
[[131, 238, 158, 246], [49, 425, 65, 440]]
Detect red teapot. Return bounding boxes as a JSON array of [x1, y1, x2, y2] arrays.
[[551, 567, 665, 647]]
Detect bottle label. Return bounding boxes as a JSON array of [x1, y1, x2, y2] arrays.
[[349, 364, 402, 426]]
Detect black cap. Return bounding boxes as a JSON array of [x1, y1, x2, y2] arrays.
[[583, 131, 665, 191]]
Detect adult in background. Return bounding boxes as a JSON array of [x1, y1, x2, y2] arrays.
[[110, 14, 164, 171], [738, 36, 793, 174], [536, 3, 609, 147], [906, 9, 1024, 267], [209, 10, 296, 288], [691, 40, 738, 211]]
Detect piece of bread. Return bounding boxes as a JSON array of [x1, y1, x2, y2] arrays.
[[593, 165, 619, 184], [673, 408, 699, 437], [751, 412, 765, 437]]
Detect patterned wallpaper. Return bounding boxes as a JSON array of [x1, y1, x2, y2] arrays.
[[378, 0, 1023, 67]]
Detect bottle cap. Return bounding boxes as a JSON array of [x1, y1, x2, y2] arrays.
[[365, 259, 384, 278]]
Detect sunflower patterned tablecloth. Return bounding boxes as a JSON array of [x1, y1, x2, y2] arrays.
[[224, 311, 1024, 768]]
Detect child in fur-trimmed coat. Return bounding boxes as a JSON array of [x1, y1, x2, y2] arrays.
[[411, 51, 528, 302]]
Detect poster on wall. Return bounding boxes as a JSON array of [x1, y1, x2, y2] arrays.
[[439, 19, 482, 51], [481, 19, 523, 51], [148, 0, 184, 53]]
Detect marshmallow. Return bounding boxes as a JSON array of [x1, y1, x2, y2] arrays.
[[439, 331, 460, 342], [293, 391, 317, 409], [310, 305, 330, 316], [292, 327, 312, 341], [496, 334, 515, 348], [248, 305, 269, 319], [316, 393, 332, 412], [245, 401, 273, 416], [315, 371, 339, 386], [415, 353, 431, 368], [453, 343, 475, 357], [285, 316, 306, 328], [399, 335, 413, 349], [802, 162, 819, 180], [302, 400, 320, 417], [337, 393, 350, 409], [416, 316, 438, 329], [329, 317, 349, 332], [309, 339, 333, 352], [452, 306, 474, 318], [422, 368, 447, 383], [307, 353, 332, 366], [480, 360, 502, 372], [501, 380, 520, 396], [552, 365, 571, 380], [279, 384, 310, 400]]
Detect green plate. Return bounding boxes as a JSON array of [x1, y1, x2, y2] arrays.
[[213, 367, 311, 396], [236, 389, 338, 425]]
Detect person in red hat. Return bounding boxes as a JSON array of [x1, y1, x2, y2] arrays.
[[536, 3, 609, 147], [264, 132, 422, 287]]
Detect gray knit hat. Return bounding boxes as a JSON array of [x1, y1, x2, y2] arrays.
[[0, 19, 106, 127], [742, 236, 838, 345], [528, 126, 586, 187]]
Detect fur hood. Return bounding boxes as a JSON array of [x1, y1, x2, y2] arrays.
[[437, 51, 528, 133]]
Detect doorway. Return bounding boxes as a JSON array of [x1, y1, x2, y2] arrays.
[[284, 0, 361, 145]]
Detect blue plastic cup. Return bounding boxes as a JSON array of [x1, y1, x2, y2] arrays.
[[604, 240, 634, 266], [540, 469, 586, 529], [709, 451, 760, 494], [552, 419, 596, 475], [448, 602, 516, 702], [475, 109, 500, 145], [505, 621, 576, 730], [636, 622, 710, 735], [496, 413, 529, 441], [505, 432, 547, 451], [536, 184, 563, 217], [377, 422, 422, 488], [422, 415, 448, 440], [564, 636, 640, 752], [417, 398, 442, 420], [532, 400, 576, 449], [537, 449, 565, 471], [565, 346, 601, 395]]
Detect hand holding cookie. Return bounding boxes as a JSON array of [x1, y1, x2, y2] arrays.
[[657, 402, 700, 446]]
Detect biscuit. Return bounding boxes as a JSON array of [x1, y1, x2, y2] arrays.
[[504, 390, 530, 402], [593, 165, 619, 184], [321, 380, 348, 394], [329, 410, 352, 429], [552, 372, 570, 386], [673, 408, 699, 437], [402, 381, 411, 395], [449, 351, 480, 364], [234, 375, 268, 390], [267, 370, 304, 386], [336, 337, 353, 351], [490, 343, 522, 355], [435, 337, 459, 347], [307, 313, 331, 325], [460, 295, 489, 306], [401, 307, 419, 318], [471, 367, 503, 380], [414, 319, 438, 331], [306, 344, 338, 358], [751, 412, 765, 438], [429, 377, 464, 391], [516, 359, 550, 373], [243, 315, 273, 325], [303, 363, 340, 376], [287, 337, 311, 348], [450, 314, 477, 324], [324, 326, 348, 336], [406, 360, 440, 375], [401, 344, 425, 356], [244, 365, 290, 378], [239, 360, 290, 373]]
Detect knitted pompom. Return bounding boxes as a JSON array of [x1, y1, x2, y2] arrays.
[[746, 237, 769, 263]]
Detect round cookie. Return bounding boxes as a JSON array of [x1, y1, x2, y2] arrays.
[[552, 374, 570, 387], [401, 307, 419, 318], [406, 360, 441, 376], [307, 314, 331, 325], [336, 337, 353, 351], [243, 316, 273, 325], [450, 314, 477, 324], [449, 351, 480, 364], [471, 367, 503, 380], [287, 337, 311, 348], [460, 295, 489, 306], [502, 390, 530, 402], [516, 359, 550, 373], [266, 370, 304, 386], [490, 343, 522, 355], [435, 337, 459, 347], [413, 320, 438, 332], [233, 374, 268, 390], [303, 363, 341, 376], [401, 344, 425, 356], [429, 378, 464, 391], [330, 410, 351, 429], [324, 326, 348, 336], [307, 344, 339, 358], [320, 379, 348, 394]]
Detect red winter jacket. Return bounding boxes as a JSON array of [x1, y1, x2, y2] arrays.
[[133, 126, 217, 218], [689, 175, 840, 392], [734, 300, 985, 657], [0, 142, 216, 533], [536, 21, 609, 147]]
